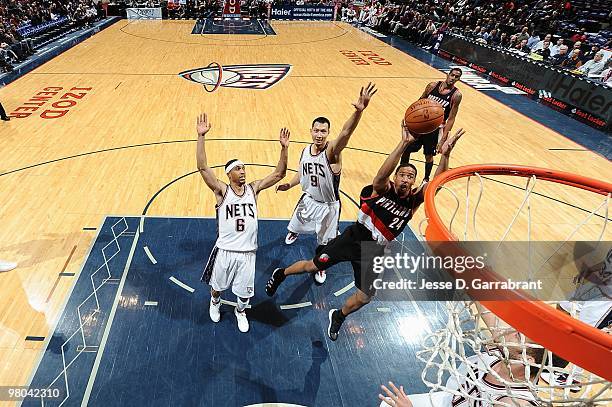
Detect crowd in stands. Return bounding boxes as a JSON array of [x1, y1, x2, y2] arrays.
[[2, 0, 611, 86], [0, 0, 102, 72], [341, 0, 612, 86]]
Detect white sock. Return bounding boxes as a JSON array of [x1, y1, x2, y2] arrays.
[[237, 297, 249, 312]]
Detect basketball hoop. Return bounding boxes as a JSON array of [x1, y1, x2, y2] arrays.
[[202, 61, 223, 93], [419, 164, 612, 404]]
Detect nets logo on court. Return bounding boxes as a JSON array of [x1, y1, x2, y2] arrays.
[[179, 62, 292, 93]]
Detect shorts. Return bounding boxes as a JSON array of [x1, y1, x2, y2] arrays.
[[404, 129, 439, 156], [312, 223, 384, 296], [558, 300, 612, 329], [288, 193, 340, 245], [201, 247, 256, 298]]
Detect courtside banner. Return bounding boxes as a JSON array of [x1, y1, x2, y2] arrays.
[[126, 7, 162, 20], [439, 34, 611, 130], [270, 5, 334, 20]]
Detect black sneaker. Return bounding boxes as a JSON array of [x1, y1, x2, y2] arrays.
[[265, 268, 286, 296], [327, 309, 345, 341]]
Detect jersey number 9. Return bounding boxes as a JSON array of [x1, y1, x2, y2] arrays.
[[310, 175, 318, 187]]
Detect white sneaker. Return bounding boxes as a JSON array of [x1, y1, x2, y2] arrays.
[[0, 260, 17, 272], [314, 270, 327, 284], [235, 308, 249, 333], [209, 297, 221, 323], [285, 232, 299, 245]]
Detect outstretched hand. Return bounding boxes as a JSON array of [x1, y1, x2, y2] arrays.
[[197, 113, 211, 137], [401, 120, 416, 144], [275, 183, 291, 192], [279, 127, 290, 148], [378, 382, 413, 407], [439, 128, 465, 155], [352, 82, 378, 111]]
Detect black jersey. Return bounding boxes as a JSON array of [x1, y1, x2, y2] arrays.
[[357, 182, 425, 244], [424, 81, 458, 121]]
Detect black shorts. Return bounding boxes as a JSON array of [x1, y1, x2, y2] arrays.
[[312, 223, 385, 296], [404, 129, 438, 156]]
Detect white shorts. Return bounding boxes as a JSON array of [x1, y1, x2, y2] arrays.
[[201, 247, 256, 298], [287, 193, 340, 245], [559, 300, 612, 328]]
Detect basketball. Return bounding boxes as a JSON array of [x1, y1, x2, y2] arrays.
[[404, 99, 445, 135]]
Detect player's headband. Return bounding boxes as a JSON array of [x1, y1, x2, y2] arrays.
[[225, 160, 244, 174]]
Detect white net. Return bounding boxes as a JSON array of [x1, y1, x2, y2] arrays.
[[417, 300, 611, 406], [418, 169, 612, 406]]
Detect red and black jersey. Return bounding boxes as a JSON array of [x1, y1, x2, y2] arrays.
[[357, 182, 425, 244], [424, 81, 458, 121]]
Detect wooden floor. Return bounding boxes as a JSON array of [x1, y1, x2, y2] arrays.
[[0, 20, 610, 395]]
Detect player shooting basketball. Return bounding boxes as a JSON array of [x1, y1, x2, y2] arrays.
[[196, 113, 290, 333], [266, 120, 465, 341], [401, 68, 463, 183], [276, 82, 377, 285]]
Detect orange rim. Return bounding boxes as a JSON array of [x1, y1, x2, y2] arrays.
[[424, 164, 612, 380], [203, 61, 223, 93]]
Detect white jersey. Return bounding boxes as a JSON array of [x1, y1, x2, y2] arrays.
[[215, 183, 258, 252], [299, 144, 340, 203], [381, 353, 537, 407], [446, 353, 537, 406]]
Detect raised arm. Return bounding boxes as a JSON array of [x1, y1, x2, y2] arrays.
[[252, 128, 290, 193], [328, 83, 377, 160], [439, 91, 462, 145], [431, 128, 465, 181], [196, 113, 225, 195], [372, 121, 416, 195]]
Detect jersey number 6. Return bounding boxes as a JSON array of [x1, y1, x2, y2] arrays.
[[236, 218, 245, 232]]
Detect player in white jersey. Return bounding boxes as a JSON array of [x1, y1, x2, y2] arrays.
[[195, 112, 290, 333], [379, 303, 543, 407], [544, 245, 611, 389], [276, 82, 377, 284]]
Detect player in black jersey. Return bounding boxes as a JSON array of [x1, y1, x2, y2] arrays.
[[266, 121, 465, 341], [401, 68, 463, 182]]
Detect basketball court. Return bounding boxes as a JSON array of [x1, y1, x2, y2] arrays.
[[0, 18, 610, 406]]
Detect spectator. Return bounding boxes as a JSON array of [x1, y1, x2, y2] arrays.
[[533, 39, 551, 59], [418, 19, 435, 45], [526, 31, 540, 50], [515, 25, 529, 42], [498, 32, 510, 47], [578, 52, 607, 76], [483, 28, 499, 44], [533, 33, 552, 51], [550, 38, 564, 56], [601, 60, 612, 87], [561, 49, 583, 70], [568, 40, 582, 58], [582, 45, 601, 62], [515, 38, 531, 53], [550, 44, 569, 65]]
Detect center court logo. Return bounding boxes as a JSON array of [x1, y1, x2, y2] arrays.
[[179, 62, 292, 93]]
